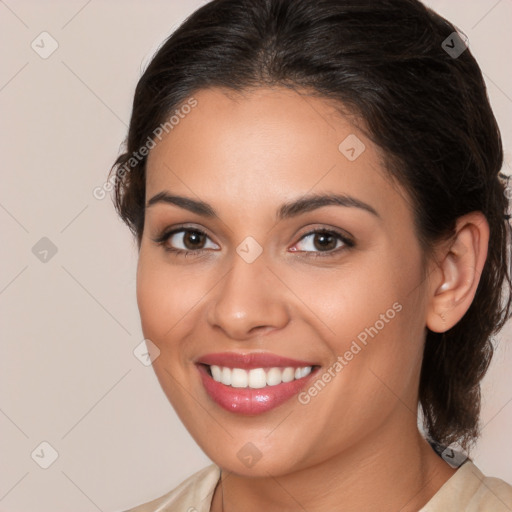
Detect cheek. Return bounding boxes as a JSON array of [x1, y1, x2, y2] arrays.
[[288, 252, 410, 340], [135, 250, 206, 345], [294, 242, 425, 393]]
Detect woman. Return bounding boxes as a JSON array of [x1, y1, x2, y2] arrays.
[[109, 0, 512, 510]]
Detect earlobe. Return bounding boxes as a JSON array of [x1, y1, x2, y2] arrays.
[[426, 212, 489, 333], [428, 251, 461, 333]]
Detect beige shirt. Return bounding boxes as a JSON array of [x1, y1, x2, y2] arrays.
[[125, 461, 512, 511]]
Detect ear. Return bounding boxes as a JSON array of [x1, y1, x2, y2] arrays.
[[426, 212, 489, 333]]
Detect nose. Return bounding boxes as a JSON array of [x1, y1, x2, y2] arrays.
[[207, 251, 290, 340]]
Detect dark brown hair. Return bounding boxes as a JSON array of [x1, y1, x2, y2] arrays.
[[109, 0, 512, 452]]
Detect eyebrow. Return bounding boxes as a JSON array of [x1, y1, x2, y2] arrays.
[[146, 191, 380, 220]]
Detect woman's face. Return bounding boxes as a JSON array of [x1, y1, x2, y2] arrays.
[[137, 86, 432, 476]]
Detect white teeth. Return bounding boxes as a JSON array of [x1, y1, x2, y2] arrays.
[[266, 367, 282, 386], [282, 367, 295, 383], [299, 366, 311, 378], [209, 365, 313, 388], [221, 367, 232, 386], [231, 368, 248, 388], [248, 368, 267, 389], [210, 365, 222, 382]]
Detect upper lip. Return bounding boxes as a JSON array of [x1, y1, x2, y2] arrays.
[[196, 352, 318, 369]]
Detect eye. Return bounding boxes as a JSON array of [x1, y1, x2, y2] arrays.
[[152, 226, 219, 257], [152, 225, 354, 259], [290, 228, 354, 258]]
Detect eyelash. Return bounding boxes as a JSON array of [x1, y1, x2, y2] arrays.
[[152, 225, 355, 260]]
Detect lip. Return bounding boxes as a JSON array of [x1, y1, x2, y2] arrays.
[[196, 351, 318, 370], [196, 359, 321, 415]]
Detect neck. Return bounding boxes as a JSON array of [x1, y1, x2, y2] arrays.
[[212, 418, 456, 512]]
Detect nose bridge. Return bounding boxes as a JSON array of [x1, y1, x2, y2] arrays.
[[207, 244, 289, 338]]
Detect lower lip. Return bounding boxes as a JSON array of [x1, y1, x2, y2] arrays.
[[196, 364, 320, 415]]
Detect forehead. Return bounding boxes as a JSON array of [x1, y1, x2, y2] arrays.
[[145, 86, 408, 222]]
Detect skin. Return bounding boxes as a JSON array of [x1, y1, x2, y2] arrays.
[[136, 86, 489, 512]]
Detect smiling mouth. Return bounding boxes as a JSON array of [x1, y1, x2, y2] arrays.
[[200, 363, 321, 389]]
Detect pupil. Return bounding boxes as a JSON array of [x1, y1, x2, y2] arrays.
[[185, 231, 204, 250], [315, 232, 335, 251]]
